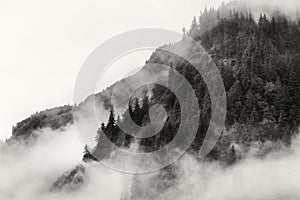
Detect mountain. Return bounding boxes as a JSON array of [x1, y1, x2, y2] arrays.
[[7, 105, 73, 145], [49, 164, 86, 192], [5, 1, 300, 198], [93, 8, 300, 164], [91, 6, 300, 198], [6, 66, 153, 146]]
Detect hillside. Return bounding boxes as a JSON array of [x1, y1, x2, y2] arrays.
[[93, 9, 300, 166], [4, 1, 300, 198], [51, 6, 300, 197], [6, 105, 73, 145], [7, 2, 300, 162], [6, 66, 153, 145]]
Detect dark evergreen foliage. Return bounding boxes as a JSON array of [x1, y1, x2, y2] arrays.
[[7, 105, 73, 144], [82, 145, 98, 163], [96, 9, 300, 162]]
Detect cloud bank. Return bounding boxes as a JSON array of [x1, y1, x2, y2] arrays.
[[1, 126, 300, 200]]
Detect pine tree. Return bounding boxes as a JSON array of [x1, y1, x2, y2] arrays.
[[279, 110, 289, 128], [83, 144, 91, 155], [227, 145, 237, 165], [262, 105, 276, 125], [107, 106, 116, 129], [105, 105, 118, 143], [189, 16, 199, 39], [141, 95, 150, 124], [133, 98, 142, 125], [182, 27, 187, 35], [83, 144, 98, 163], [250, 107, 260, 124]]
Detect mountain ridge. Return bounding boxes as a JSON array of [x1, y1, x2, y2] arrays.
[[5, 2, 300, 198]]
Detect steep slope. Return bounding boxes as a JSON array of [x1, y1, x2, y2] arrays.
[[137, 9, 300, 161], [6, 1, 300, 199], [7, 105, 73, 145], [6, 66, 153, 145], [50, 164, 86, 192], [50, 7, 300, 196]]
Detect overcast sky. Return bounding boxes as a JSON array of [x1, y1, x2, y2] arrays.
[[0, 0, 228, 140]]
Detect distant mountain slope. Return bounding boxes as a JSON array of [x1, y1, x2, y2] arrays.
[[7, 105, 73, 144], [50, 164, 86, 192], [6, 63, 154, 145]]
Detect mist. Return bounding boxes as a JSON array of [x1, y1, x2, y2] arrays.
[[1, 126, 300, 200], [1, 121, 300, 200], [227, 0, 300, 19], [0, 126, 123, 200], [159, 133, 300, 200], [245, 0, 300, 14]]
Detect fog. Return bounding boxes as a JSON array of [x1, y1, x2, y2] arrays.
[[0, 126, 123, 200], [0, 126, 300, 200], [244, 0, 300, 15], [162, 133, 300, 200], [225, 0, 300, 19]]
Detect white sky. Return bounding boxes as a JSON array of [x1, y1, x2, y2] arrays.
[[0, 0, 228, 140]]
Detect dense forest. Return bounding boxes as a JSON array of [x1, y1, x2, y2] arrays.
[[7, 105, 73, 145], [3, 1, 300, 200], [77, 8, 300, 200], [5, 0, 300, 177], [8, 4, 300, 166], [94, 8, 300, 165], [4, 2, 300, 199]]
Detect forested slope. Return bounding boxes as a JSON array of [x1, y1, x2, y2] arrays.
[[95, 9, 300, 164]]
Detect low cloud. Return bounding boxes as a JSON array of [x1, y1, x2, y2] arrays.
[[1, 125, 300, 200], [229, 0, 300, 19], [0, 126, 123, 200], [161, 133, 300, 200]]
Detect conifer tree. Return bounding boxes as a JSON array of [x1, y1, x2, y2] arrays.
[[227, 145, 237, 165], [83, 144, 91, 155]]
